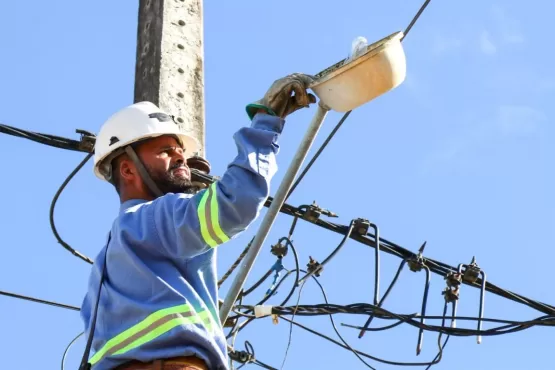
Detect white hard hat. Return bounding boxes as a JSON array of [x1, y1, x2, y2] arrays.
[[93, 101, 200, 181]]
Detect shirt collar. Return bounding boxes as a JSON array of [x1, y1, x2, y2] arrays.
[[119, 198, 150, 214]]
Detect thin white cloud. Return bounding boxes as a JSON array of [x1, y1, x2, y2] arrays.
[[431, 34, 463, 56], [417, 134, 475, 175], [475, 5, 524, 56], [491, 5, 525, 45], [401, 73, 436, 110], [479, 31, 497, 55], [418, 105, 545, 174], [484, 68, 555, 96], [495, 105, 545, 135]]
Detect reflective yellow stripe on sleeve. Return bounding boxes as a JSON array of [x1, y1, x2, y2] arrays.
[[197, 182, 230, 248], [89, 304, 215, 365]]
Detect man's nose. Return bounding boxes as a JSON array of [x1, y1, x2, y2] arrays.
[[173, 150, 186, 163]]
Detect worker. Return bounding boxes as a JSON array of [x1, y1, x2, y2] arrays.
[[80, 73, 317, 370]]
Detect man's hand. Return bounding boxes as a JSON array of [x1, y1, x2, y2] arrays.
[[246, 73, 317, 120]]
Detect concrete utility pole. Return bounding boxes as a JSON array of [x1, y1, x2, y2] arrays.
[[134, 0, 205, 156]]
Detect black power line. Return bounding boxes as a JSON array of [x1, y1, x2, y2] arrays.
[[0, 289, 80, 311], [50, 152, 95, 264], [5, 1, 554, 369]]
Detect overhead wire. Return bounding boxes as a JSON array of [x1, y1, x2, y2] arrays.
[[0, 289, 80, 311], [284, 0, 432, 201], [0, 0, 436, 271], [4, 0, 555, 368], [3, 118, 555, 366], [401, 0, 432, 41], [229, 341, 278, 370], [61, 331, 84, 370], [285, 111, 352, 201], [227, 236, 449, 368], [227, 228, 553, 367], [237, 303, 555, 334], [225, 236, 302, 341], [279, 279, 306, 370], [219, 238, 255, 287], [226, 233, 449, 368], [0, 124, 92, 153], [309, 274, 378, 370], [50, 152, 95, 264], [270, 278, 447, 368]]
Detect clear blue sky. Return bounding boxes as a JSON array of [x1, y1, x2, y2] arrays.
[[1, 1, 554, 369]]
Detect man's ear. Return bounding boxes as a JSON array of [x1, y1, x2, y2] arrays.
[[119, 158, 136, 182]]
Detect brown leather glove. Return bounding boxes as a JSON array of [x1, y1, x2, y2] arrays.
[[246, 73, 317, 120]]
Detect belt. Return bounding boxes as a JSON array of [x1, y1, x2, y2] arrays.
[[114, 356, 209, 370]]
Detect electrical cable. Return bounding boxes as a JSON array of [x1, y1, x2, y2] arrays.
[[219, 238, 254, 287], [401, 0, 432, 41], [272, 212, 555, 315], [285, 111, 352, 201], [277, 315, 448, 367], [225, 237, 302, 341], [229, 341, 278, 370], [225, 203, 555, 367], [297, 220, 355, 285], [1, 124, 96, 266], [309, 275, 377, 370], [7, 122, 552, 364], [424, 302, 452, 370], [230, 266, 440, 368], [357, 259, 406, 337], [5, 1, 555, 368], [284, 0, 433, 202], [225, 271, 297, 340], [0, 124, 91, 153], [61, 331, 84, 370], [279, 279, 306, 370], [0, 289, 80, 311], [271, 276, 446, 368], [50, 152, 95, 264], [239, 303, 555, 336], [241, 268, 275, 297], [273, 238, 301, 306], [236, 237, 302, 309], [208, 83, 555, 317]]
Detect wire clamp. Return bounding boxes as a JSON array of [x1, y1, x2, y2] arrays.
[[353, 218, 371, 236], [271, 241, 288, 258], [307, 256, 323, 277], [76, 129, 96, 153], [300, 201, 338, 222], [443, 271, 462, 303], [461, 256, 481, 284], [408, 241, 427, 272]]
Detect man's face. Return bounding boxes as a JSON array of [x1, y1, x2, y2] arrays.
[[135, 135, 197, 194]]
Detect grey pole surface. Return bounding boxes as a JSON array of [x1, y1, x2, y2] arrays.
[[219, 102, 331, 323], [134, 0, 205, 155]]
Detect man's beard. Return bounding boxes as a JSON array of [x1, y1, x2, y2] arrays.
[[146, 163, 199, 195]]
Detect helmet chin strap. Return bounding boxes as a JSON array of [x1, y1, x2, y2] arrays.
[[124, 146, 164, 199]]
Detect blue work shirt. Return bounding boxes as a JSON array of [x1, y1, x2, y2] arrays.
[[80, 113, 284, 370]]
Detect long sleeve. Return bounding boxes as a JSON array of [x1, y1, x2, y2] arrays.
[[147, 112, 284, 259]]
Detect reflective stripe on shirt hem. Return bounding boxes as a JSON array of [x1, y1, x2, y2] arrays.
[[89, 304, 216, 365], [197, 183, 230, 247]]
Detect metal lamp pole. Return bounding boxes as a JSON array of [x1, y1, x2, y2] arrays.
[[219, 102, 330, 323]]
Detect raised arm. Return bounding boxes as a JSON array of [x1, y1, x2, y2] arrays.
[[147, 74, 315, 258], [152, 112, 283, 258], [150, 73, 317, 258]]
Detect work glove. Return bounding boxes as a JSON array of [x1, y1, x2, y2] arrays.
[[246, 73, 317, 120]]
